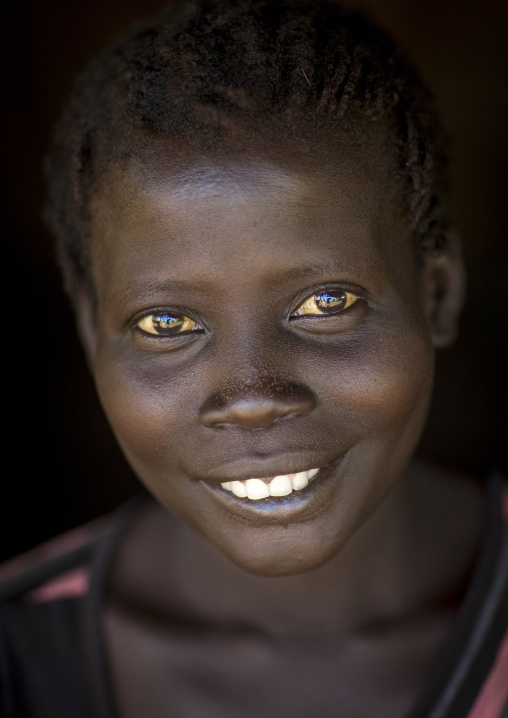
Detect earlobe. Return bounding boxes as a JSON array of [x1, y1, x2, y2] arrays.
[[75, 291, 98, 373], [422, 230, 466, 349]]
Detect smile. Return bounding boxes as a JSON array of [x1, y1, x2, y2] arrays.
[[221, 468, 321, 500], [200, 452, 348, 524]]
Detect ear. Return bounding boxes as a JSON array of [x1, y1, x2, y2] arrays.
[[420, 230, 466, 349], [75, 290, 99, 373]]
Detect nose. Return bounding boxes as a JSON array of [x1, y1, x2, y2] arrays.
[[199, 379, 316, 430]]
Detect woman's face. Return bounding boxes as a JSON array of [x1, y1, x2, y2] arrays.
[[83, 136, 452, 576]]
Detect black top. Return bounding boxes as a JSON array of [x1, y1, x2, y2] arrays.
[[1, 479, 507, 718]]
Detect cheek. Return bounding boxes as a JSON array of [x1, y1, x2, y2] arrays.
[[327, 321, 435, 522], [93, 346, 197, 474], [311, 319, 434, 439]]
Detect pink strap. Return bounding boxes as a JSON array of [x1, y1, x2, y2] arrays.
[[466, 628, 508, 718], [27, 567, 91, 603]]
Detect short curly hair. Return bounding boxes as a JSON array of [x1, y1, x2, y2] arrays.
[[44, 0, 449, 304]]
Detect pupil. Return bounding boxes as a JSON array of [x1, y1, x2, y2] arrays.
[[315, 292, 346, 311], [153, 313, 183, 332]]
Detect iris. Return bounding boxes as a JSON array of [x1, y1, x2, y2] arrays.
[[314, 292, 347, 312]]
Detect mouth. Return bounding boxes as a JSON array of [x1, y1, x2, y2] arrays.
[[220, 467, 320, 500], [200, 452, 348, 524]]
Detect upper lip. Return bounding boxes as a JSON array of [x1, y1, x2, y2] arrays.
[[194, 450, 343, 484]]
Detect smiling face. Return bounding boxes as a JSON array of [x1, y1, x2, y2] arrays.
[[80, 130, 462, 576]]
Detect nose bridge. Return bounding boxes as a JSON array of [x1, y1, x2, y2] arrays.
[[199, 318, 316, 429]]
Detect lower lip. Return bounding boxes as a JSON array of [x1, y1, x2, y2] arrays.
[[200, 453, 348, 525]]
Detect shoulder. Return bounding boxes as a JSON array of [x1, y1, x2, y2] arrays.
[[0, 517, 111, 717], [0, 514, 113, 604], [0, 496, 149, 603], [458, 472, 508, 718], [0, 498, 147, 718], [414, 471, 508, 718]]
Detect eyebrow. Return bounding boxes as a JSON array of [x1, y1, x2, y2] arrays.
[[279, 265, 332, 281], [109, 278, 200, 305], [110, 262, 353, 305]]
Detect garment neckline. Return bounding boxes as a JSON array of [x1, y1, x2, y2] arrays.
[[85, 476, 506, 718]]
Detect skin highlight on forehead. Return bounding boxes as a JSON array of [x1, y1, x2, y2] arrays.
[[89, 128, 411, 288]]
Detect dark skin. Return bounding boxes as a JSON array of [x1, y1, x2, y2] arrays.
[[77, 128, 483, 717]]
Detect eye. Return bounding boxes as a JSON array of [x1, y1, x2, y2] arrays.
[[136, 312, 200, 337], [292, 289, 360, 317]]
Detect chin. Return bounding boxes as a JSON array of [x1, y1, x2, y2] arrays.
[[201, 519, 346, 577]]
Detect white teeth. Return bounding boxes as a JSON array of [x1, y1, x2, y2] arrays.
[[230, 481, 247, 498], [246, 479, 270, 500], [221, 467, 321, 500], [269, 474, 293, 497], [291, 471, 309, 491]]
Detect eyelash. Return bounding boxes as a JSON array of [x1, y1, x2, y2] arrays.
[[133, 287, 363, 339]]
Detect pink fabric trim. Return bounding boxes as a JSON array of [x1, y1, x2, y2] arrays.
[[0, 515, 110, 584], [502, 488, 508, 521], [27, 567, 91, 603], [466, 630, 508, 718]]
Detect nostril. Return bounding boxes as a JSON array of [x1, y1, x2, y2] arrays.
[[227, 411, 303, 430], [202, 399, 291, 430], [199, 381, 316, 430]]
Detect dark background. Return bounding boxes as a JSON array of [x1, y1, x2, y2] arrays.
[[2, 0, 507, 563]]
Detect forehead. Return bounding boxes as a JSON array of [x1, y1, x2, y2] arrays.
[[95, 121, 401, 220], [89, 132, 414, 305]]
